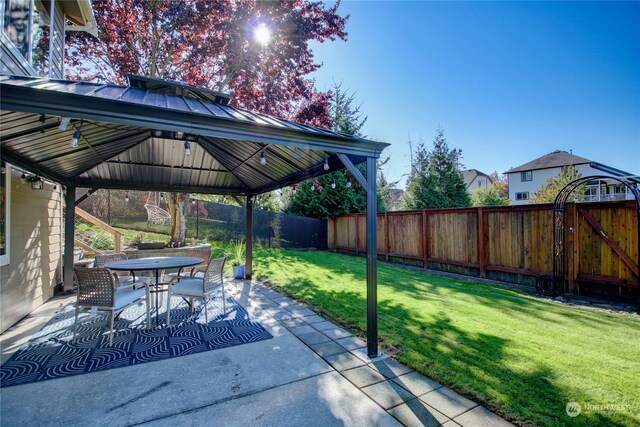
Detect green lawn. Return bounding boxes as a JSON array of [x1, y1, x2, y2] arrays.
[[253, 248, 640, 427]]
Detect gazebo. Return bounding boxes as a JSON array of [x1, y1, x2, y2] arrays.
[[0, 74, 389, 357]]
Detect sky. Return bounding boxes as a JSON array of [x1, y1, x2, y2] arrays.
[[309, 1, 640, 188]]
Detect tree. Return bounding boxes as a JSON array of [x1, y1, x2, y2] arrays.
[[472, 172, 509, 206], [403, 128, 470, 210], [66, 0, 348, 242], [284, 83, 390, 218], [471, 185, 510, 206], [529, 165, 585, 204]]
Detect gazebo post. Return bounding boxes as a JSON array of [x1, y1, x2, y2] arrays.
[[245, 195, 253, 279], [63, 184, 76, 292], [365, 157, 379, 357], [337, 153, 380, 357]]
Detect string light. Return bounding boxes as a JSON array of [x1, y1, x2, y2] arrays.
[[59, 117, 70, 131], [39, 114, 46, 133], [125, 191, 130, 203], [20, 173, 27, 183], [331, 179, 336, 189], [260, 150, 267, 165], [347, 180, 352, 188], [71, 120, 83, 147], [184, 140, 191, 157], [324, 158, 329, 171]]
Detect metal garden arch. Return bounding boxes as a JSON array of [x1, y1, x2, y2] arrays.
[[550, 175, 640, 297]]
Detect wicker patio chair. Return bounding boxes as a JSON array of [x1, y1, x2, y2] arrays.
[[73, 267, 151, 346], [165, 257, 227, 326], [95, 253, 151, 288], [162, 248, 212, 282]]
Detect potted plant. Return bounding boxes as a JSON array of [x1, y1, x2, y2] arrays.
[[230, 240, 246, 279]]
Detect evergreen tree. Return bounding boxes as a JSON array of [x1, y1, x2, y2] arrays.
[[403, 128, 471, 209], [285, 84, 389, 218]]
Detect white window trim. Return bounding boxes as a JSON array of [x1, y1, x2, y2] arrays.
[[1, 162, 11, 266]]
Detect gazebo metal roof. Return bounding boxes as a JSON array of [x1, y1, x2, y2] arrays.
[[0, 74, 388, 195], [0, 73, 387, 358]]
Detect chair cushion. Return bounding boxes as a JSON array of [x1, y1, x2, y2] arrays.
[[170, 279, 205, 297], [114, 287, 147, 310]]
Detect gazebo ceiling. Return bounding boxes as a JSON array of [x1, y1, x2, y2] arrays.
[[0, 74, 389, 195]]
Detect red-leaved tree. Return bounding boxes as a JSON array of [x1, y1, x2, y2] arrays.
[[66, 0, 348, 243]]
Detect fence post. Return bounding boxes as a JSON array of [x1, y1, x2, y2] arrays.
[[355, 214, 359, 256], [107, 190, 111, 225], [422, 210, 429, 268], [196, 200, 200, 239], [114, 232, 122, 253], [385, 212, 390, 261], [478, 207, 486, 277], [333, 218, 337, 250]]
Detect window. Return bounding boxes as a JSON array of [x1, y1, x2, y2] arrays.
[[614, 185, 626, 194], [0, 161, 10, 266], [520, 171, 532, 182], [515, 192, 529, 201], [478, 180, 483, 187], [2, 0, 49, 74]]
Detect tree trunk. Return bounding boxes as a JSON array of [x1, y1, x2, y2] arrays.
[[167, 192, 188, 244]]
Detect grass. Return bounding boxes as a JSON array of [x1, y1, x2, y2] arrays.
[[252, 247, 640, 427]]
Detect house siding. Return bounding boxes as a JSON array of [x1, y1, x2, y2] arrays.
[[467, 175, 492, 195], [0, 0, 67, 332], [0, 169, 62, 333], [507, 164, 633, 205], [50, 1, 65, 79]]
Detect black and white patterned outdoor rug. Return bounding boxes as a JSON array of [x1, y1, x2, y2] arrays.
[[0, 294, 272, 387]]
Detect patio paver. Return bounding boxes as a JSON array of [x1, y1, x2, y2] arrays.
[[287, 324, 317, 336], [392, 371, 443, 397], [322, 326, 353, 340], [454, 405, 514, 427], [388, 398, 451, 427], [419, 386, 479, 419], [309, 341, 348, 357], [296, 331, 332, 346], [369, 358, 414, 379], [335, 335, 367, 351], [299, 314, 326, 324], [361, 380, 415, 410], [341, 365, 388, 388], [323, 352, 367, 371]]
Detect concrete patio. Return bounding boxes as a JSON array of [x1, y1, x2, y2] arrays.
[[0, 280, 513, 427]]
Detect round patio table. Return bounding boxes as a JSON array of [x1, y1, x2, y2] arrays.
[[105, 256, 203, 325]]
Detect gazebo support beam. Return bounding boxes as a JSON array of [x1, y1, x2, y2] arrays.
[[245, 196, 254, 279], [365, 157, 379, 357], [338, 154, 380, 357], [63, 185, 76, 292]]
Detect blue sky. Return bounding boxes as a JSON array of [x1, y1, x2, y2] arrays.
[[309, 1, 640, 188]]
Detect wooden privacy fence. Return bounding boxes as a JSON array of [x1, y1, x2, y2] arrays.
[[328, 201, 638, 297]]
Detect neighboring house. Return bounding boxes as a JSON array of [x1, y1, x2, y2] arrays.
[[504, 150, 636, 205], [461, 169, 494, 195], [0, 0, 96, 333]]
